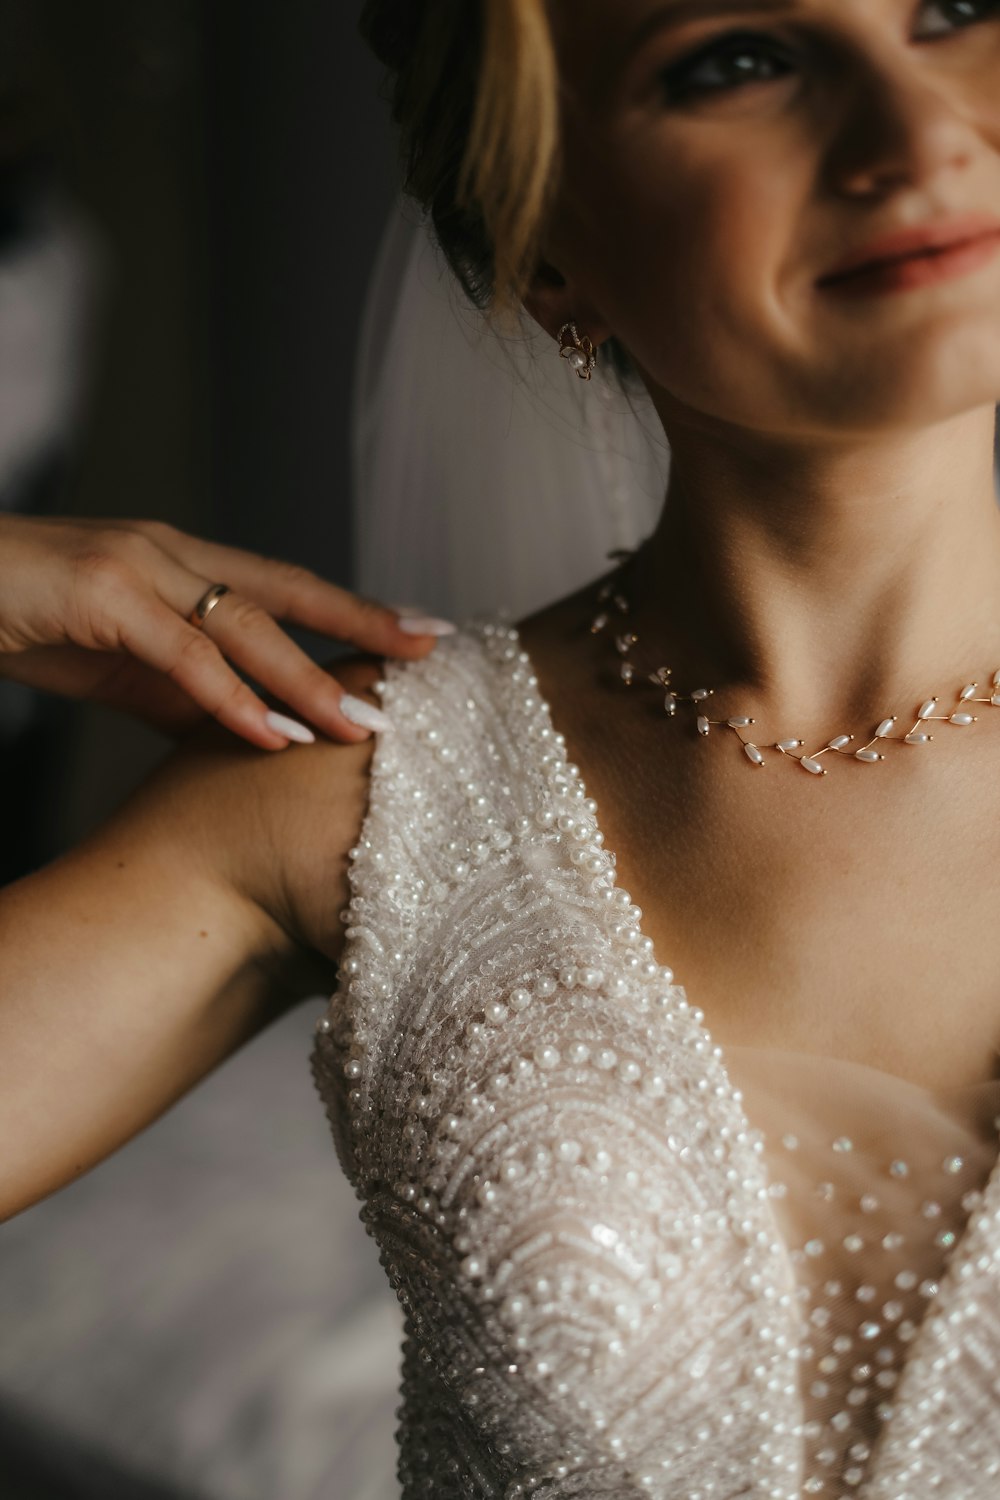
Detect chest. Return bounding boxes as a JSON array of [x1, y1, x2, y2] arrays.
[[546, 690, 1000, 1093]]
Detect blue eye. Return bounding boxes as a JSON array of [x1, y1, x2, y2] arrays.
[[659, 32, 795, 103]]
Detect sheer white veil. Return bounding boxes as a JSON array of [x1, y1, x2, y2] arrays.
[[0, 192, 99, 508], [351, 197, 670, 622]]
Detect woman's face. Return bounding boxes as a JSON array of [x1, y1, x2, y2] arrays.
[[537, 0, 1000, 439]]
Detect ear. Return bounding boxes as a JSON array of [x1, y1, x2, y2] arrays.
[[521, 257, 613, 349]]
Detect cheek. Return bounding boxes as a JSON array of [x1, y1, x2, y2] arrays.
[[586, 148, 805, 405]]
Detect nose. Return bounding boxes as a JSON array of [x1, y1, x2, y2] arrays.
[[825, 49, 977, 199]]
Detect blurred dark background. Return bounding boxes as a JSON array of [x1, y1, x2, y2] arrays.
[[0, 5, 407, 1499], [1, 0, 398, 876]]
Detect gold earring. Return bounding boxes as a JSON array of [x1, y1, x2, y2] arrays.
[[558, 322, 598, 381]]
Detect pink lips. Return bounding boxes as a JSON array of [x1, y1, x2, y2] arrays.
[[817, 214, 1000, 294]]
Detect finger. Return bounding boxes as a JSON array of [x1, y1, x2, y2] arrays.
[[1, 645, 207, 734], [115, 593, 320, 751], [0, 644, 125, 701], [129, 523, 454, 658], [197, 590, 392, 743], [109, 546, 388, 744], [75, 651, 209, 734]]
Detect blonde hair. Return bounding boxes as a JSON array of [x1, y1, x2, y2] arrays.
[[360, 0, 561, 320]]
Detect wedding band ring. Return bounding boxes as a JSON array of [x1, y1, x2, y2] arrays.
[[189, 583, 231, 628]]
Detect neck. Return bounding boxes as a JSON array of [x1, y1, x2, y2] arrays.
[[630, 407, 1000, 737]]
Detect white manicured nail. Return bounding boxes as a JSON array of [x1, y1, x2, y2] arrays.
[[340, 695, 393, 733], [397, 614, 457, 636], [265, 711, 315, 744]]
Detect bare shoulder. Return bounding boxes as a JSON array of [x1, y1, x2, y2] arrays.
[[259, 654, 386, 964], [136, 653, 386, 973]]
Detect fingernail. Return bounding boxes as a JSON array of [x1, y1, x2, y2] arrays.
[[340, 694, 393, 733], [264, 711, 316, 744], [397, 614, 457, 636]]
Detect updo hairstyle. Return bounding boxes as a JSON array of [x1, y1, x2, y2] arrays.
[[359, 0, 560, 325]]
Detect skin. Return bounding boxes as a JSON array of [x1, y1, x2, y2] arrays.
[[0, 514, 446, 747], [4, 0, 1000, 1219], [520, 0, 1000, 1090]]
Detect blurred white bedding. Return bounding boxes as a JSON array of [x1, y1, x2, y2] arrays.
[[0, 1005, 402, 1500]]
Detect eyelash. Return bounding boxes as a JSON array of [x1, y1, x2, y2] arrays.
[[658, 0, 1000, 103]]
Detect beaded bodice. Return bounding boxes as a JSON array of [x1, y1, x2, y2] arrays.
[[311, 621, 1000, 1499]]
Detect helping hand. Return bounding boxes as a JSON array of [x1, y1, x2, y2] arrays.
[[0, 515, 453, 747]]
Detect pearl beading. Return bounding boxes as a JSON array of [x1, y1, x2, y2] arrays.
[[557, 322, 598, 381], [311, 621, 1000, 1497], [750, 1099, 1000, 1494], [594, 566, 1000, 776]]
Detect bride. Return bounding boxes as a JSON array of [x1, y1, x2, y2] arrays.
[[6, 0, 1000, 1493]]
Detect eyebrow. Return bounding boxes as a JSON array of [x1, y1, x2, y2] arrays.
[[620, 0, 793, 64]]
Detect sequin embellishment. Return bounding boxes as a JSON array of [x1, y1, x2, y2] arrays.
[[312, 623, 1000, 1499]]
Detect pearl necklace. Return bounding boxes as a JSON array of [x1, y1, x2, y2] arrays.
[[592, 554, 1000, 777]]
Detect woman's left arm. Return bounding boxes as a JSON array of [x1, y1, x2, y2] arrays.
[[0, 659, 380, 1221]]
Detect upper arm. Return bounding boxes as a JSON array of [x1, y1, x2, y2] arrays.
[[0, 655, 381, 1220]]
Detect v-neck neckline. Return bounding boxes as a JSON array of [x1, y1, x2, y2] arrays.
[[476, 615, 1000, 1492], [502, 616, 980, 1089]]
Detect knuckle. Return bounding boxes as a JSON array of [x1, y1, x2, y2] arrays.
[[69, 546, 144, 649], [72, 546, 134, 599], [298, 658, 339, 700], [214, 673, 254, 720], [348, 591, 393, 634], [171, 628, 218, 675], [77, 525, 155, 579], [128, 517, 177, 548], [354, 589, 385, 616], [113, 527, 158, 568], [274, 559, 316, 594], [223, 595, 270, 633], [268, 558, 326, 614]]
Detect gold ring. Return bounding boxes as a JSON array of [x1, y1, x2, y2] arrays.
[[189, 583, 231, 628]]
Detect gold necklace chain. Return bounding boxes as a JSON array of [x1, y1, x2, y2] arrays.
[[592, 550, 1000, 777]]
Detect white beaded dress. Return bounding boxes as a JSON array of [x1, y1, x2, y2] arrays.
[[311, 621, 1000, 1500]]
